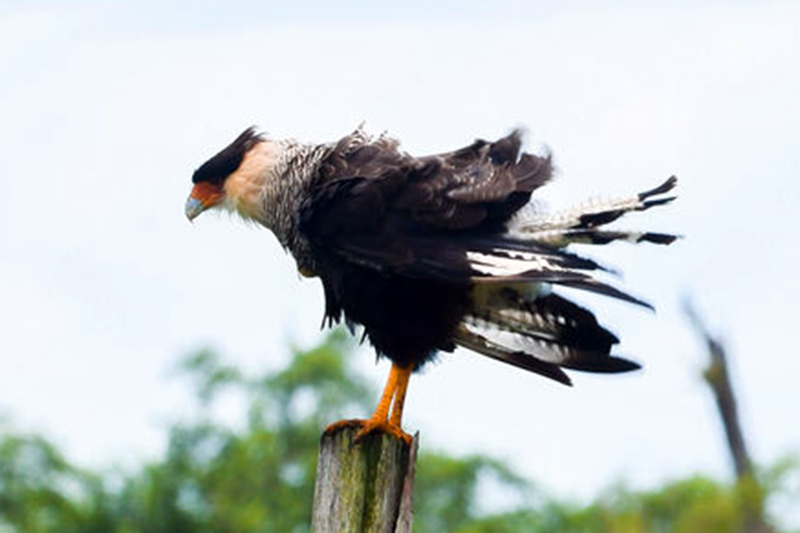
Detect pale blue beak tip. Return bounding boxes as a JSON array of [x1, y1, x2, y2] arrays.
[[185, 196, 205, 222]]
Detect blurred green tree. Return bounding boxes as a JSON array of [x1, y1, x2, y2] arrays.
[[0, 331, 796, 532]]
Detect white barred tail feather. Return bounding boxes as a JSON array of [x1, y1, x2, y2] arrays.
[[509, 176, 678, 247], [455, 285, 642, 385], [451, 176, 678, 382], [464, 246, 653, 309]]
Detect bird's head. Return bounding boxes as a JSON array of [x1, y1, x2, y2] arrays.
[[185, 127, 275, 223]]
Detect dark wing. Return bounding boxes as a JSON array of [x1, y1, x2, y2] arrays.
[[300, 131, 646, 308], [310, 129, 549, 229]]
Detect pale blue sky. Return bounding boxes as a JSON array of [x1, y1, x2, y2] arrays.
[[1, 0, 799, 525]]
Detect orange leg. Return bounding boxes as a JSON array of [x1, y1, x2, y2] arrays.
[[388, 363, 411, 429], [324, 363, 414, 445]]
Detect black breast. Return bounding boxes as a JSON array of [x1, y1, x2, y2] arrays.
[[322, 261, 471, 369]]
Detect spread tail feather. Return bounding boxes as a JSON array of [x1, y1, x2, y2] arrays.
[[453, 323, 573, 385], [509, 176, 679, 247], [457, 287, 641, 385]]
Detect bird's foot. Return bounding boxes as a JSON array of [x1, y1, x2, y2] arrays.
[[324, 418, 414, 446], [324, 363, 414, 446]]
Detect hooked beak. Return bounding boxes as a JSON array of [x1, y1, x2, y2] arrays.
[[185, 196, 205, 222], [185, 182, 224, 222]]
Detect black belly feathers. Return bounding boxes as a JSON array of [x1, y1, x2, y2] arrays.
[[298, 129, 677, 382]]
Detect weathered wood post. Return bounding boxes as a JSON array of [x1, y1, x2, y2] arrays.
[[311, 427, 418, 533]]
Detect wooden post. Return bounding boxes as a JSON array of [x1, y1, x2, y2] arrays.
[[311, 427, 418, 533]]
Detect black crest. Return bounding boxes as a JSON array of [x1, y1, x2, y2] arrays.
[[192, 127, 263, 184]]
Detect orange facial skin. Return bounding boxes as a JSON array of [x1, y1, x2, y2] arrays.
[[190, 181, 225, 208]]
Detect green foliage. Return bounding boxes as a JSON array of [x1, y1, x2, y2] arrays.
[[413, 451, 529, 533], [539, 477, 743, 533], [0, 430, 114, 533], [0, 331, 797, 532]]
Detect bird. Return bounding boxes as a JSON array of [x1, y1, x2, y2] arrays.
[[186, 125, 677, 444]]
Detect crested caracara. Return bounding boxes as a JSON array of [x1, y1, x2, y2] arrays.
[[186, 125, 677, 444]]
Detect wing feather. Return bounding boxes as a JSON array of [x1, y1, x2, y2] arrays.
[[300, 130, 668, 318]]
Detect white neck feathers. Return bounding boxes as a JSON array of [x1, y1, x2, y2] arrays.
[[222, 140, 286, 223]]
